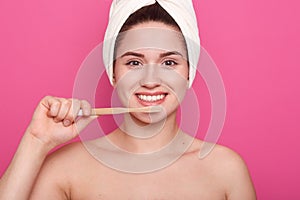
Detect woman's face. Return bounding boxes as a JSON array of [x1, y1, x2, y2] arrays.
[[113, 22, 189, 124]]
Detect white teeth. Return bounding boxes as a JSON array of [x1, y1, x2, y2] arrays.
[[147, 96, 151, 101], [137, 94, 166, 102]]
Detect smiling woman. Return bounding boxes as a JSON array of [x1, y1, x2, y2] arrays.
[[0, 1, 256, 200], [114, 24, 189, 123]]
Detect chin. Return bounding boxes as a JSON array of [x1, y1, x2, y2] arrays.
[[129, 107, 177, 125], [128, 112, 161, 125]]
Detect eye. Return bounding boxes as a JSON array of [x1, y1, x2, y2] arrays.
[[126, 60, 142, 66], [163, 60, 177, 66]]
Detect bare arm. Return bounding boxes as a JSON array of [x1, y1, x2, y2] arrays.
[[224, 149, 257, 200], [0, 96, 96, 200], [0, 134, 49, 199]]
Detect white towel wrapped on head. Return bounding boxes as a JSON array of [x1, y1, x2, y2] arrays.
[[103, 0, 200, 88]]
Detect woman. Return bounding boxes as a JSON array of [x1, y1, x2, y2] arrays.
[[0, 1, 256, 199]]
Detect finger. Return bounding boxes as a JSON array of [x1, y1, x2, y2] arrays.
[[42, 96, 61, 118], [73, 116, 98, 134], [63, 99, 81, 127], [54, 98, 71, 122], [80, 100, 92, 116]]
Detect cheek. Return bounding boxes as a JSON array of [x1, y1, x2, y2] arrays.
[[179, 66, 189, 80], [114, 69, 144, 106], [113, 61, 126, 83], [179, 62, 189, 80], [158, 68, 188, 101]]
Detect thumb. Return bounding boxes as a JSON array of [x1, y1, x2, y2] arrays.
[[73, 116, 98, 135]]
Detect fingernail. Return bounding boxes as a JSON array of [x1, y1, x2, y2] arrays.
[[64, 120, 70, 126]]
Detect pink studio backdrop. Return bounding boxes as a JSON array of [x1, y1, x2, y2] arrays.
[[0, 0, 299, 199]]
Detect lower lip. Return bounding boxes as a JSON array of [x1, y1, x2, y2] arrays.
[[136, 95, 167, 106]]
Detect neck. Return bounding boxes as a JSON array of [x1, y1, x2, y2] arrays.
[[108, 111, 180, 153]]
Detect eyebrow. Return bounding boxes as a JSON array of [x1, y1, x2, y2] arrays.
[[120, 51, 184, 58], [120, 52, 144, 58], [159, 51, 184, 58]]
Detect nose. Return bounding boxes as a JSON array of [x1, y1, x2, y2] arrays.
[[139, 64, 162, 89]]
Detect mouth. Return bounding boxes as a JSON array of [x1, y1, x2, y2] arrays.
[[135, 92, 168, 105]]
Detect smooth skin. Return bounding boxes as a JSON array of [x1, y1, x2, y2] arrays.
[[0, 22, 256, 200], [0, 96, 96, 199], [0, 99, 256, 199]]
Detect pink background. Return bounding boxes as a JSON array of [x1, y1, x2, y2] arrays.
[[0, 0, 299, 199]]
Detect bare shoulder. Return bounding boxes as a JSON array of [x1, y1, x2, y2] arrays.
[[189, 139, 256, 199], [40, 141, 101, 181], [46, 141, 88, 164], [203, 142, 247, 168], [39, 142, 90, 176], [188, 139, 249, 170], [30, 142, 95, 199]]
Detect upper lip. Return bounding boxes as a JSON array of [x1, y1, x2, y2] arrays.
[[135, 91, 168, 95]]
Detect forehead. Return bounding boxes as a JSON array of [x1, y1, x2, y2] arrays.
[[115, 24, 187, 59]]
